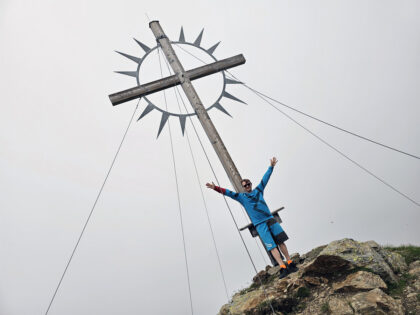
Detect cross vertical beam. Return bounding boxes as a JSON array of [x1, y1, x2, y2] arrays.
[[149, 21, 244, 193], [149, 21, 281, 266]]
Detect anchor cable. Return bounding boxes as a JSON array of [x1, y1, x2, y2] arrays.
[[44, 100, 140, 315], [172, 79, 260, 274], [174, 43, 420, 160], [172, 77, 278, 315], [160, 52, 230, 301], [244, 87, 420, 160], [160, 48, 260, 273], [157, 48, 194, 315], [162, 57, 277, 313], [225, 71, 420, 208], [174, 44, 419, 207]]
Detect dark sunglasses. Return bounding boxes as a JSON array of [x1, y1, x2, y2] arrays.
[[243, 182, 251, 188]]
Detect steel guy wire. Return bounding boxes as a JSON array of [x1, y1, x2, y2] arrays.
[[44, 99, 139, 315], [157, 48, 195, 315], [174, 43, 419, 207], [225, 70, 420, 207], [163, 53, 277, 314], [174, 43, 420, 160], [160, 52, 230, 301]]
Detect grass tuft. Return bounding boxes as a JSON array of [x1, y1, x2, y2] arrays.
[[238, 282, 259, 295], [384, 245, 420, 265], [386, 272, 415, 296], [296, 286, 310, 298], [321, 302, 331, 314]]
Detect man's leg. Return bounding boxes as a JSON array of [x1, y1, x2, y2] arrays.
[[268, 221, 292, 263], [268, 221, 298, 272], [256, 222, 287, 267], [279, 243, 291, 262], [270, 247, 286, 267], [270, 247, 291, 279], [279, 242, 298, 272]]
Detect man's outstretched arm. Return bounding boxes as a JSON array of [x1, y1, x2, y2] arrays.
[[206, 182, 241, 201], [256, 157, 277, 192]]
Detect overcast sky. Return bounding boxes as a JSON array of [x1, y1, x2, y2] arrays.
[[1, 1, 419, 314]]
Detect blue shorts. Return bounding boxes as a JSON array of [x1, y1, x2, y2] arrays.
[[256, 218, 289, 251]]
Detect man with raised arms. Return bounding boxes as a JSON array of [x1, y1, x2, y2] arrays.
[[206, 157, 297, 279]]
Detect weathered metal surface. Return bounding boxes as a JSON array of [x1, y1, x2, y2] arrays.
[[109, 54, 245, 106], [110, 74, 179, 106], [149, 20, 245, 193]]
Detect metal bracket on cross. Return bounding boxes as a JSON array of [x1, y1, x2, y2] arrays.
[[240, 207, 285, 264], [239, 207, 285, 237]]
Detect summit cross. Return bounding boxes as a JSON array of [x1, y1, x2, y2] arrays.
[[109, 21, 283, 265]]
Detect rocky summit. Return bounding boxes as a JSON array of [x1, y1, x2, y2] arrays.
[[218, 239, 420, 315]]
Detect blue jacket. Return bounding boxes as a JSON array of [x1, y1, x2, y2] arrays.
[[216, 166, 274, 225]]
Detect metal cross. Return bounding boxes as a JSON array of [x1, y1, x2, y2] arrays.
[[109, 21, 281, 266]]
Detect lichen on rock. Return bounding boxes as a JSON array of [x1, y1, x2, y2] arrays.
[[218, 239, 419, 315]]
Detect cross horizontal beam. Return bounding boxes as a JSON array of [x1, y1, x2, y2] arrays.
[[109, 54, 245, 106]]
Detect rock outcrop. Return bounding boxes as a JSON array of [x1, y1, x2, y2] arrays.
[[332, 270, 387, 292], [219, 238, 419, 315]]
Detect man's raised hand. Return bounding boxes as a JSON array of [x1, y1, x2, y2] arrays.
[[270, 157, 278, 167], [206, 182, 216, 189]]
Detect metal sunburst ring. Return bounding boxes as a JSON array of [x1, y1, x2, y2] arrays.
[[114, 27, 245, 137]]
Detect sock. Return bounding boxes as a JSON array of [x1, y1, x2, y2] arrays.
[[287, 260, 293, 265], [280, 264, 287, 269]]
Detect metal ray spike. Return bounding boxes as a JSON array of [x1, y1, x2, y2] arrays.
[[137, 103, 154, 121], [157, 112, 169, 138], [207, 41, 220, 55], [179, 116, 186, 136], [179, 26, 186, 43], [225, 78, 243, 84], [214, 102, 232, 117], [115, 51, 142, 64], [222, 91, 247, 104], [133, 38, 151, 53], [193, 28, 204, 46], [115, 71, 137, 78]]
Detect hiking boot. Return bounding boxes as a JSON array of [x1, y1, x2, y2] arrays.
[[287, 261, 298, 273], [278, 267, 289, 279]]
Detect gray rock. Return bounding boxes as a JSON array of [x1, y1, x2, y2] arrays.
[[409, 260, 420, 269], [320, 238, 398, 282], [303, 254, 353, 276], [363, 240, 381, 250], [328, 296, 354, 315], [267, 265, 280, 276], [333, 271, 387, 292], [252, 270, 270, 284], [290, 252, 301, 263], [301, 244, 327, 263], [409, 260, 420, 277], [303, 276, 328, 286], [408, 261, 420, 293], [363, 241, 408, 274], [350, 288, 404, 314], [375, 247, 408, 274]]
